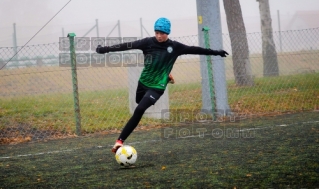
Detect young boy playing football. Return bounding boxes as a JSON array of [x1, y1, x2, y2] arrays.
[[96, 17, 229, 153]]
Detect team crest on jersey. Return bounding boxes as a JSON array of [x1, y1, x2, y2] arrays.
[[167, 46, 173, 53]]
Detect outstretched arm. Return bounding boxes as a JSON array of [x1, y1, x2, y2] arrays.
[[96, 38, 149, 54], [178, 43, 229, 57]]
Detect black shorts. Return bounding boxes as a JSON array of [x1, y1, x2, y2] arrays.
[[136, 81, 164, 105]]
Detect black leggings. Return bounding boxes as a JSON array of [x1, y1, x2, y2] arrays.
[[118, 82, 164, 141]]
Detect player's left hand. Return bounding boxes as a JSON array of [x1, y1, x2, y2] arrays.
[[218, 50, 229, 57]]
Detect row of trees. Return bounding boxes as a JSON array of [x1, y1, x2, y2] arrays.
[[223, 0, 279, 86]]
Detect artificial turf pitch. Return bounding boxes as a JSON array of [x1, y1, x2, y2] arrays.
[[1, 112, 318, 188]]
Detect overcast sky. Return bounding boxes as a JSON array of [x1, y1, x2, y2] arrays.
[[0, 0, 318, 47]]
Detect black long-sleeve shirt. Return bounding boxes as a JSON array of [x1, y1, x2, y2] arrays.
[[100, 37, 221, 90]]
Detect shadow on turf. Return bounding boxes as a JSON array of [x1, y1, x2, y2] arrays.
[[115, 163, 155, 170]]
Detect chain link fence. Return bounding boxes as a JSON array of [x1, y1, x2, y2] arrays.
[[1, 28, 319, 143]]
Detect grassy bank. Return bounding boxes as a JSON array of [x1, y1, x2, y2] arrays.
[[0, 73, 318, 141]]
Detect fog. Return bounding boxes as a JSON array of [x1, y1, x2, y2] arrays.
[[0, 0, 318, 47]]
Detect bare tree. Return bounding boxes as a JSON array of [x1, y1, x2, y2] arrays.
[[223, 0, 254, 86], [257, 0, 279, 76]]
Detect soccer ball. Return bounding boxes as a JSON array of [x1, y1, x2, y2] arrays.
[[115, 145, 137, 166]]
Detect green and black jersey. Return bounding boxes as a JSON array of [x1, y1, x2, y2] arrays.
[[104, 37, 221, 90]]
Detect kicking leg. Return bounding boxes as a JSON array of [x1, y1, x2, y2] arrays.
[[112, 97, 154, 153]]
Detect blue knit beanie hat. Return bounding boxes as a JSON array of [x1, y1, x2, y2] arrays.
[[154, 17, 171, 35]]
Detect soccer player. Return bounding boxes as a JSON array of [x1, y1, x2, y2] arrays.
[[96, 17, 229, 153]]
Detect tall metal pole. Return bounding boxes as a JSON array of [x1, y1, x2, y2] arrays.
[[13, 23, 19, 65], [196, 0, 230, 115], [202, 27, 215, 113], [118, 20, 122, 38], [140, 18, 143, 38], [62, 27, 65, 37], [106, 23, 118, 38], [96, 19, 99, 37], [277, 10, 282, 52], [68, 33, 82, 136]]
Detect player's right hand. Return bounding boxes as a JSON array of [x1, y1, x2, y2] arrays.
[[96, 45, 107, 54]]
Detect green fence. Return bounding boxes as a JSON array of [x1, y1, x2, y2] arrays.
[[0, 28, 319, 143]]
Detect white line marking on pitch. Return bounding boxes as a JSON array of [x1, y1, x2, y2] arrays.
[[0, 120, 318, 160]]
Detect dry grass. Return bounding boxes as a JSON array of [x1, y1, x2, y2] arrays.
[[0, 51, 318, 143]]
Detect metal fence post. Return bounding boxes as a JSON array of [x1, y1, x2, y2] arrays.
[[67, 33, 81, 135], [13, 23, 19, 67], [202, 27, 215, 113]]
